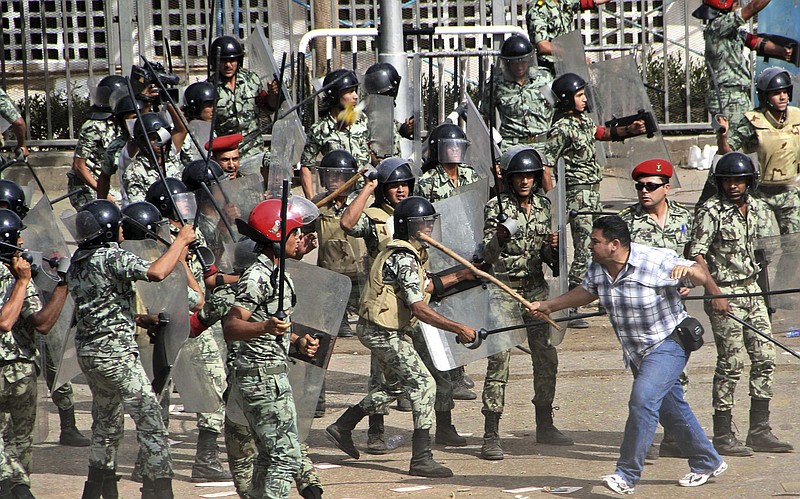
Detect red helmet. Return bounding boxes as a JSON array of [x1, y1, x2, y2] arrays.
[[236, 197, 319, 244], [692, 0, 735, 20]]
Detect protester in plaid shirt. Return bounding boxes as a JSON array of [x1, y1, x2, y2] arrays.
[[531, 216, 726, 495]]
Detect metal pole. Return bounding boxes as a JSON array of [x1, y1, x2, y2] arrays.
[[377, 0, 410, 156]]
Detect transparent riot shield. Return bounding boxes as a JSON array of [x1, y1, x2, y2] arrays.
[[545, 158, 570, 345], [364, 94, 396, 159], [246, 27, 306, 164], [587, 56, 676, 199], [226, 261, 351, 441], [266, 116, 301, 199], [34, 335, 49, 443], [187, 120, 212, 161], [462, 93, 498, 186], [753, 233, 800, 334]]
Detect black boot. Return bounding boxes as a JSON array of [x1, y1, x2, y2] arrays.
[[659, 427, 684, 458], [366, 414, 388, 455], [325, 405, 367, 459], [0, 480, 12, 499], [300, 485, 323, 499], [434, 410, 466, 446], [10, 485, 34, 499], [58, 406, 90, 447], [449, 369, 477, 401], [141, 478, 173, 499], [712, 410, 753, 456], [81, 466, 106, 499], [534, 404, 573, 446], [480, 411, 503, 460], [408, 429, 453, 478], [101, 469, 119, 499], [191, 429, 232, 481], [745, 398, 794, 453]]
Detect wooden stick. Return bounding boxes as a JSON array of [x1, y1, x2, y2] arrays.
[[315, 168, 369, 208], [417, 232, 564, 331]]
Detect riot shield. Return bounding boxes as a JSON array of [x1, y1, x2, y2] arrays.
[[462, 93, 498, 186], [246, 27, 306, 164], [187, 120, 212, 161], [753, 233, 800, 334], [587, 56, 677, 199], [226, 261, 351, 441], [545, 158, 570, 345], [34, 335, 49, 443], [363, 94, 396, 159]]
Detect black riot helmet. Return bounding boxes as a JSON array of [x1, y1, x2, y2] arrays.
[[500, 35, 535, 60], [182, 159, 225, 192], [364, 62, 401, 98], [121, 201, 167, 241], [551, 73, 589, 112], [88, 75, 127, 120], [756, 67, 794, 108], [0, 209, 24, 261], [322, 69, 359, 108], [133, 112, 173, 152], [145, 177, 192, 220], [76, 200, 123, 246], [393, 196, 439, 241], [0, 180, 29, 219], [424, 123, 468, 172], [318, 150, 358, 195], [713, 152, 760, 197], [499, 145, 545, 193], [110, 89, 147, 138], [372, 157, 416, 207], [209, 35, 244, 68], [183, 81, 217, 119], [319, 149, 358, 170]]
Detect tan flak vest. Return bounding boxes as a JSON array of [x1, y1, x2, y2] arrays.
[[364, 204, 394, 259], [359, 239, 431, 330], [314, 197, 368, 278], [744, 107, 800, 185]]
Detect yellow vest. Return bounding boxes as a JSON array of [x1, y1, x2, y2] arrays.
[[744, 107, 800, 185], [359, 239, 430, 330], [364, 204, 394, 259], [314, 199, 368, 278]]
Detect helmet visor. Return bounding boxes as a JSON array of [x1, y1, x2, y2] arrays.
[[318, 168, 355, 196], [438, 138, 469, 164], [501, 53, 537, 82], [172, 192, 198, 224], [407, 213, 441, 243]]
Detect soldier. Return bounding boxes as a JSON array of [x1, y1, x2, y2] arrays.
[[541, 73, 646, 327], [479, 146, 570, 461], [362, 62, 413, 157], [619, 159, 693, 459], [325, 196, 477, 478], [222, 197, 321, 498], [689, 152, 793, 456], [69, 75, 127, 208], [96, 92, 148, 202], [206, 133, 244, 180], [208, 35, 277, 160], [525, 0, 614, 74], [0, 87, 27, 158], [416, 123, 480, 203], [300, 69, 373, 199], [180, 81, 217, 165], [716, 67, 800, 235], [480, 35, 553, 152], [0, 209, 69, 499], [70, 200, 196, 499]]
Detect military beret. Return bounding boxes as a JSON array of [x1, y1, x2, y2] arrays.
[[205, 133, 243, 153], [631, 158, 673, 180]]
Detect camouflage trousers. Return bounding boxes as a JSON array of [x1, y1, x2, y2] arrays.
[[566, 186, 601, 288], [224, 415, 321, 499], [234, 368, 301, 499], [705, 283, 775, 411], [43, 338, 74, 410], [66, 171, 121, 210], [357, 323, 436, 430], [367, 332, 415, 416], [0, 362, 37, 486], [705, 86, 751, 129], [78, 353, 172, 478], [483, 289, 558, 414], [752, 187, 800, 235]]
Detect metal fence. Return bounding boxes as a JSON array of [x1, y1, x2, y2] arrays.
[[0, 0, 734, 147]]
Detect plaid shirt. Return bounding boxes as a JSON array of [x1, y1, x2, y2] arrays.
[[582, 242, 694, 368]]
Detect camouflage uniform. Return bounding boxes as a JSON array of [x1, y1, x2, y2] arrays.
[[213, 68, 267, 159], [481, 192, 557, 413], [0, 266, 41, 488], [69, 119, 118, 208], [121, 151, 184, 203], [689, 195, 777, 411], [301, 114, 372, 171], [415, 164, 481, 203], [343, 203, 394, 261], [481, 71, 554, 152], [525, 0, 581, 70], [542, 113, 602, 287], [355, 241, 436, 429], [67, 244, 173, 479], [0, 89, 21, 150], [726, 108, 800, 235], [100, 136, 127, 179], [228, 253, 301, 498]]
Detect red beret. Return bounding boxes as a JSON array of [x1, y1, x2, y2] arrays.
[[205, 133, 243, 153], [631, 159, 673, 180]]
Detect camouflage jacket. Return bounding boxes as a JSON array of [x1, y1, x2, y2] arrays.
[[0, 265, 41, 365], [68, 244, 151, 358], [542, 113, 602, 186], [72, 118, 117, 180], [121, 151, 184, 203], [415, 164, 480, 203], [618, 199, 693, 256], [344, 201, 394, 260], [301, 114, 372, 170], [525, 0, 581, 65], [482, 191, 553, 296], [704, 10, 751, 90], [213, 68, 265, 139], [689, 195, 775, 284], [231, 253, 295, 367], [481, 70, 554, 142]]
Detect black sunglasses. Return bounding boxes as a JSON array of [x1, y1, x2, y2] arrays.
[[634, 182, 667, 192]]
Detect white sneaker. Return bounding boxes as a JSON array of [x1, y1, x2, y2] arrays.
[[678, 461, 728, 487], [601, 474, 635, 495]]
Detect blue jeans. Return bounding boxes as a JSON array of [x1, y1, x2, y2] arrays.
[[616, 338, 723, 486]]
